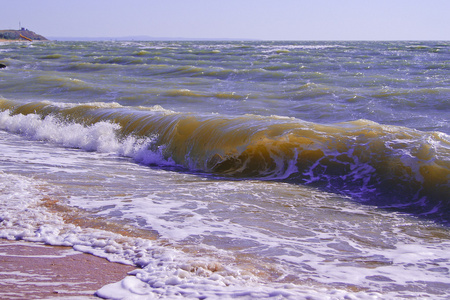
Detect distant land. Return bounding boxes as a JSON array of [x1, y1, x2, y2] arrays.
[[0, 28, 48, 41], [49, 36, 257, 42]]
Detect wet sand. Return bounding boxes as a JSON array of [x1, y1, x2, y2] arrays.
[[0, 239, 136, 299]]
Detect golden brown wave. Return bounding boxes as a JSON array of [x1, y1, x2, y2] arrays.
[[1, 99, 449, 223]]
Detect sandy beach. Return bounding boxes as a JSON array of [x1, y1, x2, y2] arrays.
[[0, 239, 136, 299]]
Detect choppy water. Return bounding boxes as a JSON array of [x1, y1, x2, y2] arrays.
[[0, 40, 449, 299]]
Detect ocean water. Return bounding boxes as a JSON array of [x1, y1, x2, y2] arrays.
[[0, 40, 449, 299]]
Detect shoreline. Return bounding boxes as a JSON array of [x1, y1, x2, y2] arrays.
[[0, 39, 46, 43], [0, 239, 137, 299], [0, 39, 23, 42]]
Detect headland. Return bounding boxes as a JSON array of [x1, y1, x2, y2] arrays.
[[0, 28, 48, 41]]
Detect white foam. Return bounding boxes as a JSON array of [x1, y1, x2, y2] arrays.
[[64, 166, 450, 297], [0, 110, 175, 167], [0, 171, 378, 299]]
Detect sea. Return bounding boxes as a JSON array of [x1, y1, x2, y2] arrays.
[[0, 40, 449, 299]]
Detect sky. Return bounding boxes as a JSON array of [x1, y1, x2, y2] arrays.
[[1, 0, 450, 40]]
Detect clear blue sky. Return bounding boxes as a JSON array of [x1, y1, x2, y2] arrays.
[[2, 0, 449, 40]]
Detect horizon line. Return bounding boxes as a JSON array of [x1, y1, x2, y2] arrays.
[[47, 36, 449, 42]]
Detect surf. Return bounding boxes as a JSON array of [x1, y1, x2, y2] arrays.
[[1, 98, 448, 224]]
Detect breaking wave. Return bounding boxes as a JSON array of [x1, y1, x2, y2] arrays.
[[1, 99, 449, 224]]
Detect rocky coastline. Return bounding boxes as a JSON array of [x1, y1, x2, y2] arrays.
[[0, 28, 48, 41]]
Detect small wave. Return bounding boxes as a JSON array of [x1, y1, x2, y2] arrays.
[[163, 89, 247, 100], [62, 62, 126, 73], [93, 55, 145, 65], [40, 54, 64, 59], [164, 89, 204, 97], [133, 50, 151, 56], [213, 92, 247, 100], [33, 75, 106, 95]]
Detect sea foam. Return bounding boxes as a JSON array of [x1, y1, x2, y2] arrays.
[[0, 170, 383, 300], [0, 110, 175, 168]]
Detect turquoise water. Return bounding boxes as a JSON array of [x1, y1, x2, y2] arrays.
[[0, 41, 449, 299]]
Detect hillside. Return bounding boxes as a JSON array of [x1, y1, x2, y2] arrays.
[[0, 29, 48, 41]]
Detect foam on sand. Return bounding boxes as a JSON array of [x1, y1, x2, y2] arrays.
[[0, 239, 135, 299]]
